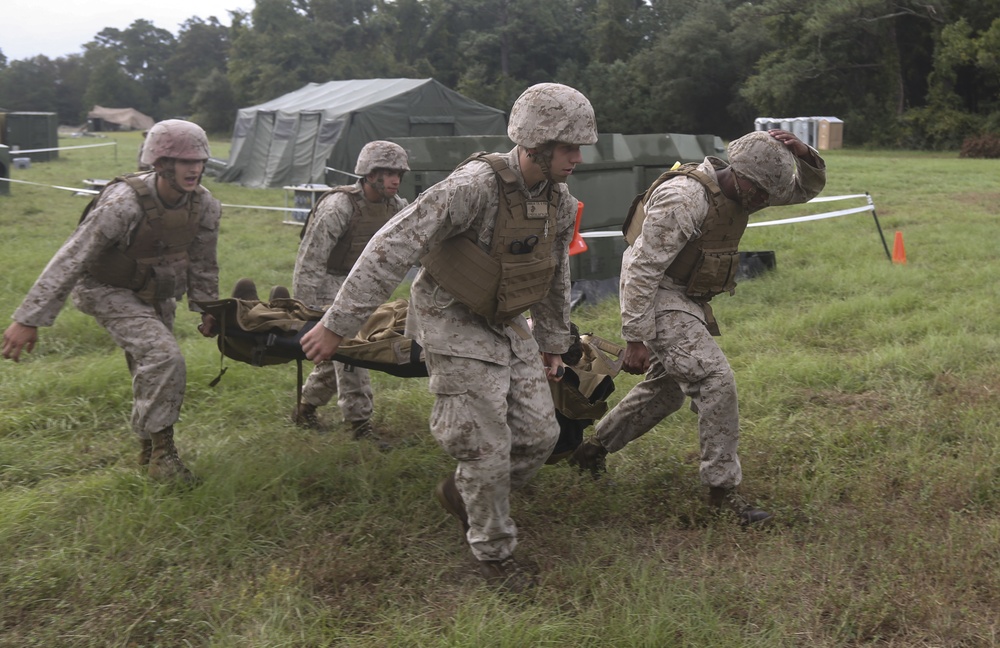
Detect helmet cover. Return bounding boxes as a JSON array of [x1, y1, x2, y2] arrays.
[[727, 131, 798, 205], [355, 140, 410, 175], [507, 83, 598, 148], [140, 119, 210, 165]]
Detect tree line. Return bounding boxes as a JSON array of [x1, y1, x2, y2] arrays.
[[1, 0, 998, 148]]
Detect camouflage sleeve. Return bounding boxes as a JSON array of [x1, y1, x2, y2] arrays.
[[11, 183, 138, 328], [292, 192, 354, 308], [790, 147, 827, 204], [185, 191, 221, 309], [619, 178, 709, 343], [529, 188, 576, 355], [322, 165, 493, 337]]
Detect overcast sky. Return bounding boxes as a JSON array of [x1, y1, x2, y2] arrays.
[[1, 1, 253, 61]]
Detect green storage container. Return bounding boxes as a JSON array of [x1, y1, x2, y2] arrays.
[[2, 112, 59, 162]]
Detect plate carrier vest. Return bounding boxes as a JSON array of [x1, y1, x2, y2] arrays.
[[622, 161, 748, 301], [420, 152, 560, 323], [300, 184, 398, 274], [82, 173, 203, 304]]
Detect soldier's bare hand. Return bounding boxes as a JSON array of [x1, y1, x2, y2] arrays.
[[621, 341, 651, 375], [2, 322, 38, 363], [542, 352, 565, 382], [767, 129, 808, 158], [301, 323, 343, 363], [198, 313, 218, 337]]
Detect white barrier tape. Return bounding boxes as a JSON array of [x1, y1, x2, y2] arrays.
[[806, 193, 868, 203], [0, 177, 296, 213], [0, 176, 99, 194], [747, 204, 873, 228], [0, 176, 307, 211], [221, 203, 299, 213], [325, 166, 361, 180], [10, 142, 118, 154], [581, 194, 875, 238]]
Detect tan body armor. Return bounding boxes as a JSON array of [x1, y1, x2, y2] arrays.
[[84, 174, 203, 303], [623, 161, 748, 301], [308, 185, 396, 274], [420, 153, 560, 323]]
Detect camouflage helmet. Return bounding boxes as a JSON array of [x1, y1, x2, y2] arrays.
[[140, 119, 210, 166], [355, 140, 410, 175], [727, 131, 798, 205], [507, 83, 598, 149]]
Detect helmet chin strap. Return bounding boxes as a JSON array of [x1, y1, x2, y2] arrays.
[[371, 178, 391, 200], [156, 160, 197, 202], [528, 147, 561, 183], [159, 167, 186, 195], [364, 172, 393, 201]]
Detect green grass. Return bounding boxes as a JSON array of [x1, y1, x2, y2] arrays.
[[2, 131, 1000, 646]]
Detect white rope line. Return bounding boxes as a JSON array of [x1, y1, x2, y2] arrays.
[[220, 203, 299, 213], [805, 193, 868, 203], [0, 176, 99, 194], [581, 194, 876, 238], [747, 204, 873, 228], [325, 166, 361, 180], [580, 230, 625, 239], [0, 176, 303, 213], [10, 142, 118, 154], [0, 179, 875, 224]]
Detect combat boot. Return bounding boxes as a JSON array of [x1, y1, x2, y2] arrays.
[[434, 473, 470, 534], [477, 556, 537, 594], [708, 486, 773, 527], [350, 419, 391, 451], [292, 401, 322, 430], [138, 438, 152, 466], [148, 427, 196, 484], [231, 277, 259, 300], [568, 437, 608, 478]]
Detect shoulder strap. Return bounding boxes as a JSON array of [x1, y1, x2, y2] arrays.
[[622, 163, 721, 245], [299, 185, 362, 241]]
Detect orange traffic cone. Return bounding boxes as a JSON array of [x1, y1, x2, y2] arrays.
[[892, 231, 906, 264], [569, 200, 588, 256]]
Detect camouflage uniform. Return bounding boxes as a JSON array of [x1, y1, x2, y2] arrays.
[[11, 173, 221, 440], [292, 180, 407, 423], [593, 145, 826, 488], [320, 147, 577, 562]]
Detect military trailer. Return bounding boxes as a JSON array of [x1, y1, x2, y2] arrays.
[[384, 133, 726, 281]]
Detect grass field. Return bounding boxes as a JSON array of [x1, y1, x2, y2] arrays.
[[1, 131, 999, 647]]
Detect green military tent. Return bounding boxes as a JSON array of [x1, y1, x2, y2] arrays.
[[219, 78, 508, 188]]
